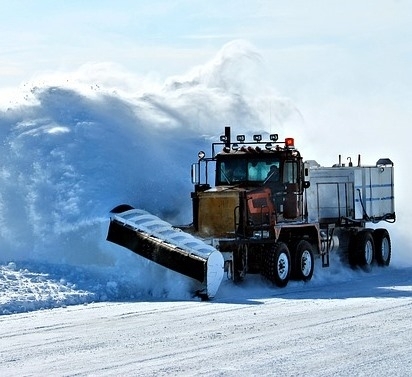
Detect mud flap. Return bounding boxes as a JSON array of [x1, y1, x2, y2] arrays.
[[106, 208, 224, 298]]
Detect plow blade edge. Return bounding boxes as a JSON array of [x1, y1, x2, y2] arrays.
[[106, 208, 224, 298]]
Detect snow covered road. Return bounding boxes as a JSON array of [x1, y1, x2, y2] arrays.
[[1, 267, 411, 376]]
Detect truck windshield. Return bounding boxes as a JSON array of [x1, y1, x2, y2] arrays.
[[217, 158, 281, 185]]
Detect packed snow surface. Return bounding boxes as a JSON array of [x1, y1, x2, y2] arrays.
[[1, 262, 412, 376], [1, 42, 411, 375]]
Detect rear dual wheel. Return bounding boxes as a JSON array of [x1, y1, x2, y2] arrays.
[[355, 230, 375, 270], [373, 228, 391, 266], [354, 228, 391, 270]]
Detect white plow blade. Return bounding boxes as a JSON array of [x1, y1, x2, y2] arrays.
[[107, 208, 224, 298]]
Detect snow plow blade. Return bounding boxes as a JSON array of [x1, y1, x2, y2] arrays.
[[106, 206, 224, 299]]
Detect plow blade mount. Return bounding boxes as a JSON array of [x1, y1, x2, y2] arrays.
[[106, 207, 224, 299]]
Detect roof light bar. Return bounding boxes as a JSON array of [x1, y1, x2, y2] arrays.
[[253, 134, 262, 142]]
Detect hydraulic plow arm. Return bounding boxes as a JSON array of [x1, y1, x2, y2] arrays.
[[106, 208, 224, 299]]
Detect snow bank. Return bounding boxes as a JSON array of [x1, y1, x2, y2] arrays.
[[0, 262, 94, 315], [0, 259, 196, 315]]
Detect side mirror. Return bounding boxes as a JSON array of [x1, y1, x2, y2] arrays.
[[303, 162, 311, 189], [191, 163, 199, 184]]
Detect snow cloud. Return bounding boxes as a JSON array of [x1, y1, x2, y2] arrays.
[[0, 41, 409, 311]]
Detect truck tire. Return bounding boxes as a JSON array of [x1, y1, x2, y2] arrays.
[[373, 229, 391, 267], [292, 240, 314, 282], [355, 230, 375, 271], [263, 242, 291, 288], [233, 245, 247, 283]]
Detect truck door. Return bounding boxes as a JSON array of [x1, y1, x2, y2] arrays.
[[283, 160, 303, 219]]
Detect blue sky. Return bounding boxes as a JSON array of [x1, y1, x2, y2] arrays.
[[1, 0, 411, 93], [1, 0, 410, 157]]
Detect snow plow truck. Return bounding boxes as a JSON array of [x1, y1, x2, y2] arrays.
[[107, 127, 395, 299]]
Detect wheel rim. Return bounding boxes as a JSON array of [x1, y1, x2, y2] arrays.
[[277, 252, 289, 280], [364, 240, 373, 265], [381, 237, 390, 262], [301, 250, 312, 277]]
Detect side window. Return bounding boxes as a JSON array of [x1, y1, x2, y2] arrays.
[[219, 162, 230, 184], [283, 161, 298, 183]]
